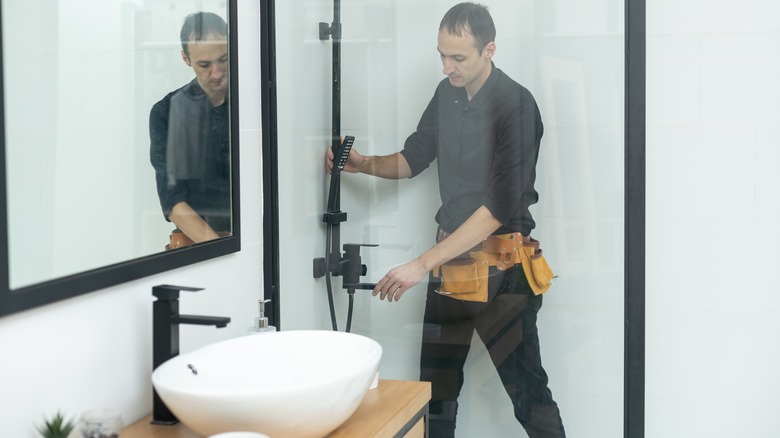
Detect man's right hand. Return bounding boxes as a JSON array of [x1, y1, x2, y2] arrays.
[[325, 140, 364, 175], [325, 139, 412, 180]]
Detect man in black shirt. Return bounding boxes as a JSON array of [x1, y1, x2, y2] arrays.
[[326, 2, 564, 437], [149, 12, 230, 247]]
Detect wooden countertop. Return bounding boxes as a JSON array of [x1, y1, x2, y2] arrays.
[[123, 379, 431, 438]]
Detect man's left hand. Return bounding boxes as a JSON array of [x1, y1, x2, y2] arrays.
[[373, 259, 428, 302]]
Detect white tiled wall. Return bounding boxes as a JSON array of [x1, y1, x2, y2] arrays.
[[646, 1, 780, 436]]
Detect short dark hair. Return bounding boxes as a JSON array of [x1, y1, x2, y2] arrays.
[[180, 12, 228, 56], [439, 2, 496, 53]]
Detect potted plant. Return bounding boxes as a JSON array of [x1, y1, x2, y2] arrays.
[[36, 411, 75, 438]]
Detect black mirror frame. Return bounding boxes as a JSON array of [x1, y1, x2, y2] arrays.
[[0, 0, 241, 318]]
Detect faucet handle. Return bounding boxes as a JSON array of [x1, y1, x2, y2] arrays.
[[152, 284, 204, 301]]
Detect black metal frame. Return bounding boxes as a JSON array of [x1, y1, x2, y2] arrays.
[[260, 0, 280, 329], [0, 0, 242, 318], [625, 0, 646, 436], [261, 0, 645, 435]]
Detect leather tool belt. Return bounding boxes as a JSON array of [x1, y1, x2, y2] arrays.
[[432, 228, 556, 302]]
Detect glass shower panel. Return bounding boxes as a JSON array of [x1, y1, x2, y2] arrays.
[[275, 1, 624, 436]]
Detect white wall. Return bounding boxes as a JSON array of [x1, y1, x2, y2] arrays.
[[646, 1, 780, 437], [0, 0, 264, 436]]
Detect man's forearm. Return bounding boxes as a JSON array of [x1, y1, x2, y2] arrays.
[[417, 205, 502, 271], [168, 201, 220, 243], [358, 153, 412, 180]]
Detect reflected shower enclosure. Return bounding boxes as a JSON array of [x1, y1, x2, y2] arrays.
[[1, 0, 235, 290]]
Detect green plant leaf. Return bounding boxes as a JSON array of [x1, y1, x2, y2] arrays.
[[36, 411, 75, 438]]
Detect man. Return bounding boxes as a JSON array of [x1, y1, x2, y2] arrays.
[[150, 11, 231, 248], [326, 3, 564, 437]]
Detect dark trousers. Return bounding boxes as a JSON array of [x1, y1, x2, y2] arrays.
[[420, 265, 565, 438]]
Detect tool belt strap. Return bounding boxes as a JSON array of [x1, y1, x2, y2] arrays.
[[436, 228, 532, 271], [433, 228, 555, 297]]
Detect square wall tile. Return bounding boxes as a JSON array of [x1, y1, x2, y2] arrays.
[[394, 0, 450, 43], [646, 0, 702, 35], [755, 127, 780, 219], [701, 32, 780, 127], [646, 396, 780, 438], [530, 36, 624, 129], [277, 129, 331, 238], [646, 308, 780, 436], [646, 127, 701, 218], [647, 217, 780, 312], [700, 0, 780, 34], [527, 0, 623, 37], [274, 20, 331, 132], [646, 35, 701, 127], [238, 0, 260, 16], [536, 127, 624, 220], [647, 126, 755, 220]]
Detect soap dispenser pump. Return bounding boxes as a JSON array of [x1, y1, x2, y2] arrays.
[[248, 299, 277, 334]]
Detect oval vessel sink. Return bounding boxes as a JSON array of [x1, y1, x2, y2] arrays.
[[152, 330, 382, 438]]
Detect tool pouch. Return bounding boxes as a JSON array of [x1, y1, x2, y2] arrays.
[[519, 238, 555, 295], [432, 253, 489, 303], [432, 229, 489, 302]]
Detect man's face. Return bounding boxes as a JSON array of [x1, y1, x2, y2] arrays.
[[437, 29, 494, 98], [182, 33, 229, 100]]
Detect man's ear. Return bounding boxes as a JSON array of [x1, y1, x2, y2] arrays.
[[181, 50, 191, 66], [483, 42, 496, 60]]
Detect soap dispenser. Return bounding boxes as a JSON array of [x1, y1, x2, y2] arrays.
[[248, 299, 277, 334]]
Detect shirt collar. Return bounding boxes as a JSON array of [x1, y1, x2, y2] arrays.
[[184, 78, 229, 108], [466, 62, 499, 110], [185, 78, 206, 98]]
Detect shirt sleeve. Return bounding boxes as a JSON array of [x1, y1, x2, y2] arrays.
[[399, 87, 441, 178], [149, 97, 189, 222], [482, 89, 544, 226]]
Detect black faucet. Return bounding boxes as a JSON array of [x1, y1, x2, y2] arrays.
[[151, 284, 231, 425]]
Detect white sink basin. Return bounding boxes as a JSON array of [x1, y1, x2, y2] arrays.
[[152, 330, 382, 438]]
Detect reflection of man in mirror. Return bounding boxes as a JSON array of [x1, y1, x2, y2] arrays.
[[149, 12, 230, 250], [326, 2, 564, 437]]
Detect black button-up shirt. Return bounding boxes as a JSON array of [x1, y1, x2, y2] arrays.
[[400, 64, 543, 236], [149, 79, 231, 231]]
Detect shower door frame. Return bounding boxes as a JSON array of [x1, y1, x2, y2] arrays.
[[260, 0, 647, 435]]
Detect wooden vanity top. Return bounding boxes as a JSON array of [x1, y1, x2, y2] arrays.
[[122, 379, 431, 438]]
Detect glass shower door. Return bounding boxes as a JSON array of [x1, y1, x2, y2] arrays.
[[273, 1, 625, 436]]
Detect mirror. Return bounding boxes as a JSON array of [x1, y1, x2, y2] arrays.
[[0, 0, 240, 316]]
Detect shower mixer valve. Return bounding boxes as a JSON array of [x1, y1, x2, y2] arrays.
[[313, 243, 377, 291], [341, 243, 378, 290]]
